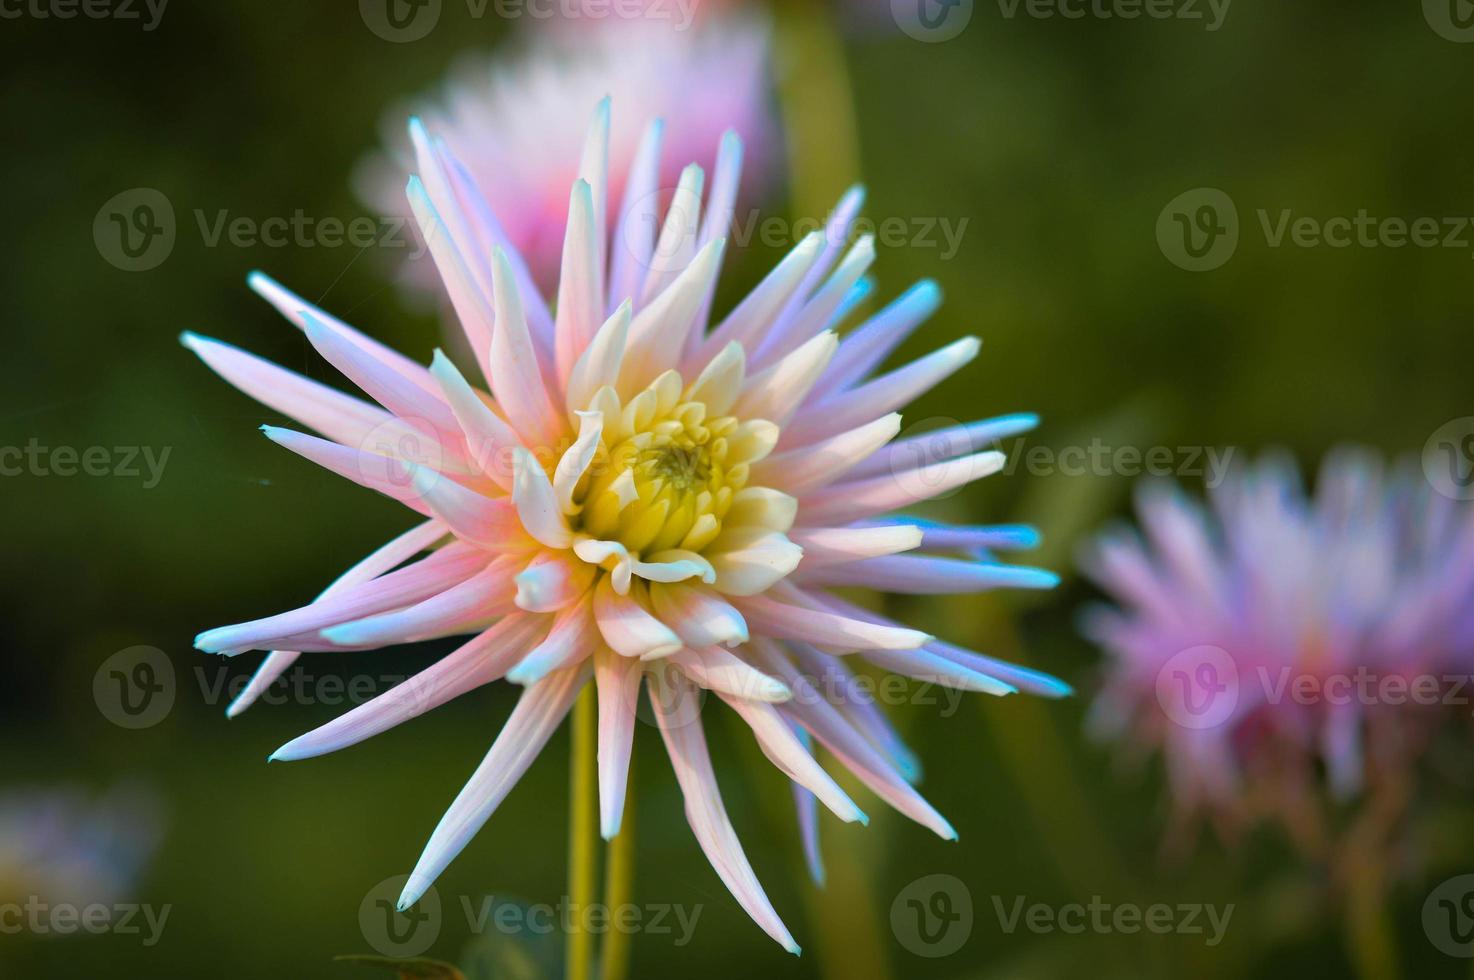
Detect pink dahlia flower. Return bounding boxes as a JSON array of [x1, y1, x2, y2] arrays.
[[1081, 450, 1474, 842], [187, 102, 1063, 952], [354, 16, 774, 296]]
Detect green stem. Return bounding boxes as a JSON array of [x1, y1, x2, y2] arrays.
[[566, 686, 598, 980], [1343, 851, 1400, 980], [599, 756, 636, 980]]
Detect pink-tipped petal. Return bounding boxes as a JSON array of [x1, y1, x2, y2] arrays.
[[790, 525, 923, 568], [398, 662, 590, 910], [593, 577, 683, 660], [717, 691, 865, 824], [507, 590, 598, 686], [797, 450, 1006, 526], [734, 586, 929, 653], [594, 647, 643, 839], [649, 665, 800, 955]]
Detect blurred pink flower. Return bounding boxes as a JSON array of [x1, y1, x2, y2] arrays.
[[1081, 450, 1474, 845], [355, 15, 775, 298], [187, 100, 1064, 951]]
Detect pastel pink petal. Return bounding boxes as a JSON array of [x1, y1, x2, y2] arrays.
[[926, 639, 1074, 700], [749, 640, 955, 840], [226, 519, 449, 718], [648, 666, 800, 955], [797, 555, 1059, 593], [640, 163, 706, 307], [648, 582, 749, 648], [594, 647, 643, 839], [489, 249, 565, 450], [554, 180, 604, 387], [753, 235, 874, 368], [441, 151, 556, 353], [674, 646, 790, 702], [180, 332, 392, 451], [428, 350, 522, 492], [846, 413, 1039, 482], [246, 271, 439, 396], [791, 724, 825, 886], [512, 449, 573, 549], [717, 691, 865, 824], [506, 590, 598, 686], [607, 117, 664, 315], [780, 336, 980, 448], [269, 614, 549, 762], [593, 577, 682, 660], [691, 130, 745, 342], [408, 464, 527, 551], [787, 644, 922, 782], [299, 313, 466, 456], [808, 279, 941, 401], [194, 543, 488, 654], [405, 174, 494, 382], [797, 451, 1005, 526], [734, 587, 928, 653], [514, 552, 595, 613], [731, 331, 837, 429], [751, 414, 902, 496], [261, 426, 440, 516], [761, 184, 866, 353], [790, 525, 923, 568], [321, 556, 520, 647], [398, 661, 591, 910], [687, 232, 824, 373], [621, 237, 726, 391]]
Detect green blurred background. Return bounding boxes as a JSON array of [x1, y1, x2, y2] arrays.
[[5, 0, 1474, 976]]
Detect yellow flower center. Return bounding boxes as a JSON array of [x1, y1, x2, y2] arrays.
[[578, 397, 744, 557]]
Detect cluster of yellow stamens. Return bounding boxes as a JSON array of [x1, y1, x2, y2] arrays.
[[571, 369, 767, 560]]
